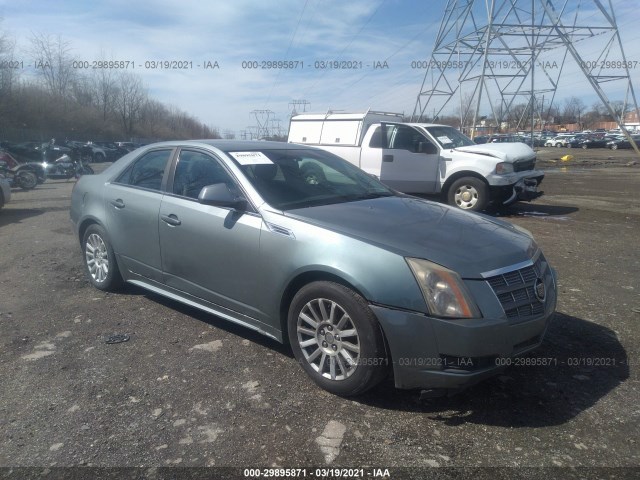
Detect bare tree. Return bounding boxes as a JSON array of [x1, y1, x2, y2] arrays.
[[91, 51, 118, 121], [29, 33, 76, 97], [114, 72, 147, 136], [562, 97, 586, 127], [0, 21, 18, 95], [139, 98, 169, 137]]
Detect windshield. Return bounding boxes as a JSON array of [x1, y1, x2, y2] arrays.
[[424, 126, 476, 149], [226, 148, 394, 210]]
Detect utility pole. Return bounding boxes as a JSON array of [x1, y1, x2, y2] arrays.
[[289, 100, 310, 117], [412, 0, 639, 155], [250, 110, 274, 139]]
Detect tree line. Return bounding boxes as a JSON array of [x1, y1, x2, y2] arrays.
[[412, 91, 632, 132], [0, 27, 221, 143]]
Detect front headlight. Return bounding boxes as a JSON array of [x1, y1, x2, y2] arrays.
[[406, 258, 481, 319], [495, 162, 514, 174]]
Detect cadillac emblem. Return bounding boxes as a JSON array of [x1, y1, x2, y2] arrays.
[[534, 278, 546, 302]]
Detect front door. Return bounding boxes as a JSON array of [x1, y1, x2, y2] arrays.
[[158, 149, 264, 320], [375, 123, 440, 193]]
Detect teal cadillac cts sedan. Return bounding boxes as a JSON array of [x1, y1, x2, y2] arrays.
[[71, 140, 557, 396]]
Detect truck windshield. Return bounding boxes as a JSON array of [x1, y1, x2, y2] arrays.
[[425, 126, 476, 149], [226, 148, 394, 210]]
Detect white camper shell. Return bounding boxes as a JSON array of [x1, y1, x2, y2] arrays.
[[288, 111, 545, 211]]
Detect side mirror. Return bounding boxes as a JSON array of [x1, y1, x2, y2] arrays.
[[198, 183, 247, 210], [417, 142, 438, 155]]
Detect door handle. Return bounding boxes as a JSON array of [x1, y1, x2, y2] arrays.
[[383, 154, 394, 162], [161, 214, 181, 226], [110, 199, 125, 209]]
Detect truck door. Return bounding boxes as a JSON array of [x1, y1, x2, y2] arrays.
[[366, 123, 439, 193]]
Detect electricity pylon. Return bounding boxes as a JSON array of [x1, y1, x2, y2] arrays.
[[412, 0, 639, 148]]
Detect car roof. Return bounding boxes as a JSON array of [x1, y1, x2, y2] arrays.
[[146, 139, 307, 151]]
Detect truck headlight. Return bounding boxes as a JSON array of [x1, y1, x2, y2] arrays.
[[495, 162, 513, 174], [406, 258, 481, 319]]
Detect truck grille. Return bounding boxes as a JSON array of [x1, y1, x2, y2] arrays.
[[513, 158, 536, 172], [486, 254, 548, 321]]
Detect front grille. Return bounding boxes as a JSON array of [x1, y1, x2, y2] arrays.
[[486, 254, 548, 321], [513, 158, 536, 172]]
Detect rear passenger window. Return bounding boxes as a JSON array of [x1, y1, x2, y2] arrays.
[[116, 149, 172, 191]]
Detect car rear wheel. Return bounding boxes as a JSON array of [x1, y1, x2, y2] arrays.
[[16, 170, 38, 190], [582, 144, 588, 149], [82, 224, 123, 291], [611, 144, 618, 150], [556, 143, 562, 148], [288, 281, 388, 396], [447, 176, 489, 211]]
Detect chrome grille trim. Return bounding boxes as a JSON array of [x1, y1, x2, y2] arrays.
[[485, 252, 549, 321]]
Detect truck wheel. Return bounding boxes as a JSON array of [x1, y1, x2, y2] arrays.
[[447, 177, 489, 211]]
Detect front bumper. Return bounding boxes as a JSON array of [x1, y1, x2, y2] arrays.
[[370, 279, 556, 391], [488, 171, 545, 206]]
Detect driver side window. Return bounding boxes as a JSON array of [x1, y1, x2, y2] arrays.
[[172, 150, 236, 200]]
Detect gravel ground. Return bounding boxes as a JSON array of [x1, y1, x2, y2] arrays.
[[0, 147, 638, 479]]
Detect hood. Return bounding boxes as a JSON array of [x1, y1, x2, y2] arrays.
[[285, 196, 537, 279], [453, 142, 536, 162]]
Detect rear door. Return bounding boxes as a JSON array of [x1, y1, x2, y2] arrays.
[[104, 148, 174, 281], [364, 123, 439, 193]]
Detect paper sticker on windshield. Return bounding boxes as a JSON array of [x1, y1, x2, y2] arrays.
[[229, 151, 273, 165], [437, 136, 452, 144]]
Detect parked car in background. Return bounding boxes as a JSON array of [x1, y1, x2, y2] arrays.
[[577, 135, 616, 149], [115, 141, 140, 152], [0, 149, 46, 184], [71, 140, 557, 396], [606, 134, 640, 150], [91, 142, 129, 161], [565, 136, 587, 148], [544, 135, 572, 147]]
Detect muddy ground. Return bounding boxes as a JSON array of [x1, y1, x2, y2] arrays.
[[0, 146, 638, 479]]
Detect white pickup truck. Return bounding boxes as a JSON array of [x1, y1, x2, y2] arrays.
[[287, 111, 544, 211]]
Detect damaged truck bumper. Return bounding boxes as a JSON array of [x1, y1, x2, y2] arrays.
[[487, 170, 545, 206]]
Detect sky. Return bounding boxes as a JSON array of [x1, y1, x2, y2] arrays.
[[0, 0, 639, 137]]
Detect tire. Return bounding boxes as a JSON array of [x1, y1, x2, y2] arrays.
[[582, 144, 588, 149], [93, 152, 105, 163], [447, 176, 489, 211], [566, 143, 572, 148], [611, 144, 618, 150], [556, 143, 562, 148], [82, 224, 124, 291], [288, 281, 388, 396], [16, 170, 38, 190]]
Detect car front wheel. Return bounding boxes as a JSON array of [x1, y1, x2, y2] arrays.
[[82, 224, 123, 291], [447, 176, 489, 211], [288, 281, 388, 396]]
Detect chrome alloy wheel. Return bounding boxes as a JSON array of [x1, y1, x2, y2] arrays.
[[85, 233, 109, 283], [454, 184, 479, 209], [296, 298, 360, 381]]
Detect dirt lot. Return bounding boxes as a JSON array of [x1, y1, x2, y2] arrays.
[[0, 146, 638, 479]]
